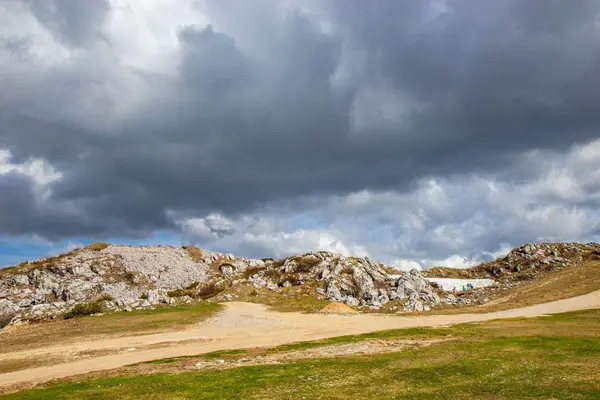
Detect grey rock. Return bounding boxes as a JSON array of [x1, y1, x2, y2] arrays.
[[344, 296, 359, 307], [376, 294, 390, 305], [147, 289, 160, 305], [389, 288, 405, 301], [12, 275, 30, 286], [0, 299, 19, 327], [250, 276, 268, 289], [326, 283, 343, 302], [17, 299, 32, 308], [219, 264, 235, 277]]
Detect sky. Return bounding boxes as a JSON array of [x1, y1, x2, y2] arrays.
[[1, 0, 600, 270]]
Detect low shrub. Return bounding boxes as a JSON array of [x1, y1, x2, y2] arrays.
[[193, 282, 224, 299], [64, 302, 103, 320], [279, 274, 300, 287], [263, 268, 283, 280], [98, 294, 114, 302], [86, 242, 110, 251], [140, 292, 148, 300], [185, 281, 199, 290], [167, 283, 223, 300], [167, 289, 192, 298]]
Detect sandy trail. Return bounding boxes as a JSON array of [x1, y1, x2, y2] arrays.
[[1, 289, 599, 388]]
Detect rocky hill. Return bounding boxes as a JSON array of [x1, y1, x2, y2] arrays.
[[1, 241, 599, 328]]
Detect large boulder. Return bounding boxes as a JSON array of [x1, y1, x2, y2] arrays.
[[12, 275, 30, 286], [326, 282, 343, 302], [0, 299, 19, 328]]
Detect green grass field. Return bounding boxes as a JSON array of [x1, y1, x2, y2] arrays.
[[4, 309, 599, 399]]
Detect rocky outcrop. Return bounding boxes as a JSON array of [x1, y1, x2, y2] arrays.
[[0, 299, 19, 328], [236, 252, 440, 310], [0, 244, 257, 326], [3, 241, 593, 326], [425, 242, 600, 282]]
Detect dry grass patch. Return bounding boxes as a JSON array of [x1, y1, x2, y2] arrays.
[[0, 303, 222, 355], [429, 258, 600, 315], [182, 246, 203, 262], [85, 242, 110, 251]]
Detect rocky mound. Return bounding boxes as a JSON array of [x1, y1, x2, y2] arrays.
[[319, 302, 358, 314], [225, 252, 441, 312], [0, 245, 441, 327], [425, 242, 600, 282], [2, 241, 597, 328]]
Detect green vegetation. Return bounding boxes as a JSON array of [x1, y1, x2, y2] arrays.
[[166, 288, 191, 298], [167, 283, 223, 299], [194, 282, 224, 299], [227, 282, 331, 313], [3, 309, 599, 399], [139, 292, 148, 300], [63, 302, 103, 320]]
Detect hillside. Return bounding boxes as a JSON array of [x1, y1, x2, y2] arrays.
[[1, 242, 599, 328]]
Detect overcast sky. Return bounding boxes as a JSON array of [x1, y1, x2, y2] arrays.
[[1, 0, 600, 269]]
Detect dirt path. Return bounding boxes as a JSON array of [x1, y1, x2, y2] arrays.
[[1, 289, 599, 389]]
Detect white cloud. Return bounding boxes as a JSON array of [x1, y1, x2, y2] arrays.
[[0, 149, 61, 186], [48, 240, 84, 256], [171, 139, 600, 268]]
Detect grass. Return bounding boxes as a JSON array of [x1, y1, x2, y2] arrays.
[[85, 242, 110, 252], [0, 303, 222, 354], [3, 309, 599, 399], [166, 288, 192, 298], [225, 281, 331, 313], [166, 283, 223, 300]]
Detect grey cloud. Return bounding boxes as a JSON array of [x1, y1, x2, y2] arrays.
[[27, 0, 109, 48], [1, 0, 600, 250]]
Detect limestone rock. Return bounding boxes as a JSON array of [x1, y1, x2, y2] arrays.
[[12, 275, 29, 286], [0, 299, 19, 328]]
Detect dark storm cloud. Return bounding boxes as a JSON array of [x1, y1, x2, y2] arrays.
[[2, 0, 600, 239]]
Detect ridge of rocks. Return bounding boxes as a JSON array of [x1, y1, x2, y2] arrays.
[[1, 241, 598, 328]]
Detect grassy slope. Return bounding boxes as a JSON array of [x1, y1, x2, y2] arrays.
[[428, 258, 600, 315], [0, 303, 222, 354], [224, 281, 332, 313], [4, 309, 599, 400]]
